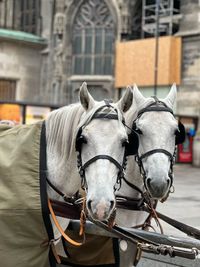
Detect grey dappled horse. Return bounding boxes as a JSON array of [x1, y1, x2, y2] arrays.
[[116, 85, 185, 267]]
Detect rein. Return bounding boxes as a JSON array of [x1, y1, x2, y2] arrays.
[[48, 198, 199, 262], [49, 197, 200, 242]]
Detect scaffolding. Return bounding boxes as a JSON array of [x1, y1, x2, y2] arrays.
[[141, 0, 182, 38]]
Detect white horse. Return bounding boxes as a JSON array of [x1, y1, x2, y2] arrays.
[[116, 84, 185, 267], [46, 82, 133, 253]]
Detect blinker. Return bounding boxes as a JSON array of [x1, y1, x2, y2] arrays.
[[175, 121, 185, 145], [75, 127, 87, 152]]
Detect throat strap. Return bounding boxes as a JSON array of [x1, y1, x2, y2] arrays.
[[46, 177, 66, 199], [122, 176, 144, 196]]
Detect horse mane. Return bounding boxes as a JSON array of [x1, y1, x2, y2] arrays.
[[45, 101, 123, 161]]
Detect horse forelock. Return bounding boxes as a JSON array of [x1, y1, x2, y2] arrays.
[[77, 102, 123, 131]]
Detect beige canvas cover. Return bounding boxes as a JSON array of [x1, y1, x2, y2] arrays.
[[61, 231, 119, 267], [0, 122, 53, 267]]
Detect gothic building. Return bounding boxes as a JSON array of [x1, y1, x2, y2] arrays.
[[0, 0, 200, 116], [42, 0, 139, 105]]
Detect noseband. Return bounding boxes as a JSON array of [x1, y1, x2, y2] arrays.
[[76, 101, 127, 191], [133, 97, 177, 197]]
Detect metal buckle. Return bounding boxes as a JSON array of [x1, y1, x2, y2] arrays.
[[134, 243, 143, 266]]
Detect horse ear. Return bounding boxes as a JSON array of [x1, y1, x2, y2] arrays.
[[79, 82, 95, 110], [116, 86, 133, 113], [163, 84, 177, 109], [133, 84, 146, 107]]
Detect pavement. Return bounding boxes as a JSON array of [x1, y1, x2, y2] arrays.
[[154, 164, 200, 237]]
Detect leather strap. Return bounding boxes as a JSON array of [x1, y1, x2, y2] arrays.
[[137, 100, 173, 117], [50, 199, 81, 219], [155, 210, 200, 240], [122, 176, 144, 196], [92, 113, 119, 120], [82, 155, 123, 171], [48, 198, 83, 247], [46, 178, 66, 199], [139, 149, 173, 161]]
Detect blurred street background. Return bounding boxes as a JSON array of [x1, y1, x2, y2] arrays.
[[155, 163, 200, 237]]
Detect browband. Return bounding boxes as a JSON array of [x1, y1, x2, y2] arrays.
[[92, 113, 119, 120], [138, 105, 174, 117]]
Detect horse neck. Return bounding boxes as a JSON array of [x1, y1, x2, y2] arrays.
[[45, 104, 83, 199]]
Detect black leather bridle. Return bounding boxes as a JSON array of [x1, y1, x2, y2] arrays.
[[76, 101, 127, 192], [47, 101, 128, 200], [132, 97, 177, 197]]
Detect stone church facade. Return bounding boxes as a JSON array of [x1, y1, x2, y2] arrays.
[[41, 0, 136, 105], [0, 0, 200, 117]]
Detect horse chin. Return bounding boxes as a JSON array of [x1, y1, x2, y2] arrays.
[[88, 211, 110, 221], [147, 188, 169, 201], [87, 208, 112, 221], [145, 177, 170, 201]]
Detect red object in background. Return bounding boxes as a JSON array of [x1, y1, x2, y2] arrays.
[[178, 135, 193, 163]]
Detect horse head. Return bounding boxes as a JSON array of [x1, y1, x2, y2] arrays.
[[77, 82, 133, 220], [128, 84, 185, 200]]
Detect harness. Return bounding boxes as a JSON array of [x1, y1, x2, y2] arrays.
[[124, 96, 185, 203], [47, 100, 128, 198], [46, 100, 129, 253], [76, 101, 128, 192], [46, 98, 194, 265]]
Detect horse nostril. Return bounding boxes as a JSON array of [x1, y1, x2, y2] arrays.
[[87, 200, 92, 211], [166, 177, 171, 186], [146, 177, 152, 188], [110, 200, 115, 210]]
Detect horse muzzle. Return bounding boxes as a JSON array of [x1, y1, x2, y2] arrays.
[[145, 176, 171, 200], [86, 197, 116, 221]]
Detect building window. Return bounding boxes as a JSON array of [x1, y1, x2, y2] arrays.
[[0, 79, 16, 101], [72, 0, 116, 75], [19, 0, 40, 34]]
